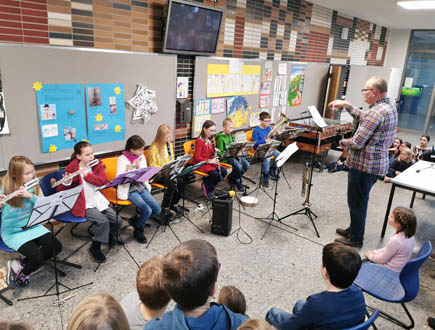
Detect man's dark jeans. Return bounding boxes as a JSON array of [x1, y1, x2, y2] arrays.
[[347, 168, 379, 242]]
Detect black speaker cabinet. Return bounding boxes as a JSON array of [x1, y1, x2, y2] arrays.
[[211, 197, 233, 236], [177, 99, 192, 124]]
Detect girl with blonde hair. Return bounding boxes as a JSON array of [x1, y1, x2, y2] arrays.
[[67, 293, 129, 330]]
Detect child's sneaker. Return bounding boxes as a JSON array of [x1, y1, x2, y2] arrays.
[[6, 258, 22, 287], [15, 271, 30, 287]]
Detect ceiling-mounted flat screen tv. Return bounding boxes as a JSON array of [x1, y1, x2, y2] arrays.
[[163, 0, 224, 56]]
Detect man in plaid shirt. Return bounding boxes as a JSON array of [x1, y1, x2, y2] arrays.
[[329, 77, 397, 247]]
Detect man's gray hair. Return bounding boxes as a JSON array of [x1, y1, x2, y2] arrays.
[[367, 76, 388, 93]]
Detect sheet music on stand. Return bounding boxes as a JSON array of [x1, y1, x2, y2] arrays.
[[221, 142, 251, 159], [265, 140, 281, 157], [26, 185, 83, 229], [276, 143, 299, 168], [252, 142, 277, 161], [153, 155, 191, 181], [307, 105, 327, 129], [238, 141, 256, 158], [99, 166, 160, 191]]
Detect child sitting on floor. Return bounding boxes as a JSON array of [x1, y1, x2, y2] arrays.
[[365, 206, 416, 273], [266, 243, 365, 330], [218, 285, 247, 316], [120, 256, 171, 330]]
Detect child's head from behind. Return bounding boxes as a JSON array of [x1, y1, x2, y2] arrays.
[[125, 135, 146, 155], [154, 125, 172, 145], [0, 321, 33, 330], [259, 112, 271, 128], [390, 207, 417, 238], [162, 239, 219, 310], [223, 118, 234, 135], [136, 256, 170, 310], [399, 147, 412, 163], [67, 293, 129, 330], [218, 285, 246, 315], [200, 120, 217, 140], [322, 243, 361, 289], [72, 141, 93, 164], [237, 319, 276, 330]]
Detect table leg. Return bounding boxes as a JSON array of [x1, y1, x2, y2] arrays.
[[381, 184, 396, 238], [410, 191, 416, 208]]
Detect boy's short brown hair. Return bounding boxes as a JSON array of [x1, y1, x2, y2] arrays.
[[162, 239, 219, 310], [322, 243, 361, 289], [218, 286, 246, 315], [136, 256, 170, 310], [259, 111, 271, 121], [223, 118, 233, 127]]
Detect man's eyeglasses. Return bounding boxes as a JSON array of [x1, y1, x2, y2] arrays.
[[361, 88, 374, 93]]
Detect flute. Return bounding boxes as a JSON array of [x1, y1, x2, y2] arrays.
[[51, 159, 99, 188], [0, 178, 39, 204]]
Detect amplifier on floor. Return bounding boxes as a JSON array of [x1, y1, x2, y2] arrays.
[[211, 196, 233, 236]]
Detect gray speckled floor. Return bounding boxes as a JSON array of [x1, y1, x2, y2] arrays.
[[1, 148, 434, 329]]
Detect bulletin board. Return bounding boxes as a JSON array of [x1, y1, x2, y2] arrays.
[[193, 56, 329, 137], [0, 44, 177, 169]]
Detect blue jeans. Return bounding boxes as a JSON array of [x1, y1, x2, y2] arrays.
[[347, 169, 379, 241], [128, 189, 161, 228], [262, 150, 280, 175], [266, 299, 306, 328], [227, 157, 250, 185]]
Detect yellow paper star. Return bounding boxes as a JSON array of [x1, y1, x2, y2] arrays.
[[115, 125, 122, 133], [49, 145, 57, 153], [82, 139, 89, 142], [114, 87, 121, 95], [33, 81, 43, 91], [96, 113, 103, 122]]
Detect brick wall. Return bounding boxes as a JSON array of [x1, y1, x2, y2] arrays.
[[0, 0, 389, 156]]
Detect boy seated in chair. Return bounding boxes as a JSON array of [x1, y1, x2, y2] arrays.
[[266, 243, 365, 330], [144, 239, 248, 330]]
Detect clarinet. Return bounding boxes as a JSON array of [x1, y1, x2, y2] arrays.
[[211, 138, 222, 180], [166, 142, 173, 161]]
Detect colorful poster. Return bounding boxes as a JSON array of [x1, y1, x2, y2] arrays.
[[195, 99, 211, 116], [207, 64, 261, 98], [35, 83, 87, 153], [194, 114, 212, 133], [177, 77, 188, 99], [259, 95, 271, 108], [211, 98, 226, 114], [261, 64, 273, 82], [250, 112, 261, 127], [86, 83, 125, 145], [227, 96, 250, 129], [288, 65, 306, 107]]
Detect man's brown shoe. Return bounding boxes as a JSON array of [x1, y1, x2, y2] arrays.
[[335, 237, 363, 248], [336, 227, 349, 237]]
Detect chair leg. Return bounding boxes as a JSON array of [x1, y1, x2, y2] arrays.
[[366, 303, 414, 329], [366, 309, 378, 330], [0, 287, 13, 306]]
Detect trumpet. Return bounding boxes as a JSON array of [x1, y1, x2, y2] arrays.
[[267, 113, 289, 140], [1, 178, 40, 204], [51, 159, 99, 188]]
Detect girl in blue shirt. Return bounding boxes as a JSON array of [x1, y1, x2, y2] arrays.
[[0, 156, 62, 287]]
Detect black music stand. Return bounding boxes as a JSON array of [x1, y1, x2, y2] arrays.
[[247, 141, 281, 199], [255, 143, 299, 239], [146, 159, 204, 248], [278, 108, 326, 238], [18, 185, 93, 304], [95, 166, 161, 271]]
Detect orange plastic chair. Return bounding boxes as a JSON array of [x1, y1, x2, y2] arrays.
[[143, 149, 167, 191], [245, 130, 255, 157], [101, 157, 132, 207], [183, 140, 209, 177]]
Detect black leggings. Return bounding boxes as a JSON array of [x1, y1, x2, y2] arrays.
[[154, 176, 187, 208], [17, 233, 62, 276]]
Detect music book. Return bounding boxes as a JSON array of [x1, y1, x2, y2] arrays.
[[101, 166, 161, 190]]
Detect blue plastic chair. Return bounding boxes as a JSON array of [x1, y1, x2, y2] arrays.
[[39, 170, 90, 265], [354, 241, 433, 329], [340, 310, 379, 330]]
